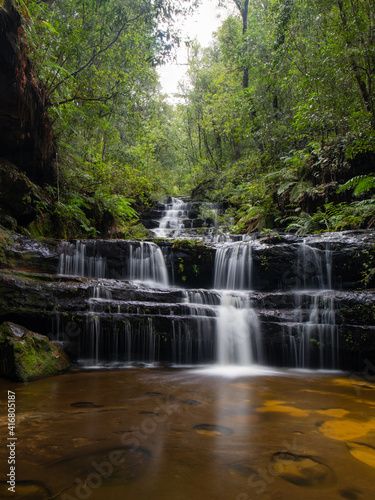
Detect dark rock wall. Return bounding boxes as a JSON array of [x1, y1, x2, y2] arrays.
[[0, 0, 55, 183]]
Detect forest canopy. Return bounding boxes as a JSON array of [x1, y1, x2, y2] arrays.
[[5, 0, 375, 237]]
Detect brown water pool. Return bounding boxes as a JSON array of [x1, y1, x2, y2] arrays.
[[0, 366, 374, 499]]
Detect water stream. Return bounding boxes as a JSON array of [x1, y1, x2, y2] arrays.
[[152, 197, 192, 238], [56, 211, 340, 370]]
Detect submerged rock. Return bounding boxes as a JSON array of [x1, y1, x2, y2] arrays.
[[0, 480, 51, 499], [193, 424, 233, 436], [347, 442, 375, 469], [0, 322, 70, 382], [270, 452, 336, 488]]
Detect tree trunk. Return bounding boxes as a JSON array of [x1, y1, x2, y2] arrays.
[[233, 0, 250, 88]]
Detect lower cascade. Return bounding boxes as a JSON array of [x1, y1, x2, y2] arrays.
[[216, 292, 262, 365], [54, 230, 345, 370]]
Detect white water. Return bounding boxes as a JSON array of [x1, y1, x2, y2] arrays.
[[297, 239, 332, 289], [216, 292, 262, 365], [152, 197, 221, 240], [185, 250, 262, 368], [211, 240, 261, 366], [58, 241, 106, 278], [212, 238, 338, 369], [289, 240, 338, 369], [58, 240, 168, 287], [214, 242, 252, 290], [128, 241, 169, 286], [153, 197, 191, 238]]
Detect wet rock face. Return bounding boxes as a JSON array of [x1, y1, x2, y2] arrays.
[[251, 231, 375, 291], [0, 321, 70, 382], [2, 231, 374, 291], [1, 234, 61, 273], [0, 1, 55, 183], [160, 240, 215, 289]]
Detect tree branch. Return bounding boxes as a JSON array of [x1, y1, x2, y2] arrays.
[[57, 93, 118, 106], [50, 11, 144, 95]]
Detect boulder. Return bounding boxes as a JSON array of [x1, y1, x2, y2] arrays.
[[0, 322, 70, 382]]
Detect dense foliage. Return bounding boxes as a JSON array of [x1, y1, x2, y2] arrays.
[[10, 0, 375, 237], [17, 0, 191, 237], [176, 0, 375, 233]]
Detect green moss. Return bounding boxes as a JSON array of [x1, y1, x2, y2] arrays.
[[0, 322, 70, 382], [27, 216, 55, 238], [171, 238, 208, 252], [0, 225, 13, 265]]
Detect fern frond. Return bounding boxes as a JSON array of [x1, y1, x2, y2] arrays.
[[337, 175, 375, 196]]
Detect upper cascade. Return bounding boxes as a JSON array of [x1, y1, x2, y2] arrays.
[[152, 197, 192, 238], [151, 197, 222, 240]]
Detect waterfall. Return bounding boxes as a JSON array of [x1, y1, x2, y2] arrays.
[[196, 241, 260, 366], [216, 292, 262, 365], [152, 197, 221, 239], [128, 242, 168, 286], [182, 290, 219, 365], [212, 241, 262, 366], [58, 240, 168, 286], [214, 242, 252, 290], [297, 239, 332, 289], [287, 240, 338, 369], [58, 241, 106, 278], [184, 288, 262, 367], [54, 205, 343, 370], [153, 197, 191, 238]]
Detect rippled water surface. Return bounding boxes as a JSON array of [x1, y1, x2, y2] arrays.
[[1, 367, 375, 499]]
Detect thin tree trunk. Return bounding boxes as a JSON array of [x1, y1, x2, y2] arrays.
[[233, 0, 250, 88]]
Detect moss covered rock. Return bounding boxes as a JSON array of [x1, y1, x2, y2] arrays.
[[0, 322, 70, 382]]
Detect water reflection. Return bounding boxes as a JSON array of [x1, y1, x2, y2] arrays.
[[0, 368, 374, 499]]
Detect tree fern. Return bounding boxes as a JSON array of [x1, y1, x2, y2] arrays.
[[337, 175, 375, 196], [286, 212, 323, 234]]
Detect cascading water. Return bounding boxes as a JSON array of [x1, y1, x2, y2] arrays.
[[216, 292, 262, 365], [286, 240, 338, 369], [58, 241, 106, 278], [58, 240, 168, 287], [55, 208, 341, 370], [297, 239, 332, 290], [211, 241, 263, 366], [57, 240, 168, 365], [128, 241, 169, 286], [152, 197, 191, 238], [214, 242, 252, 290], [152, 197, 222, 240]]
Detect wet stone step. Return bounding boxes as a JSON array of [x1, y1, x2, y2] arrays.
[[87, 300, 218, 317]]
